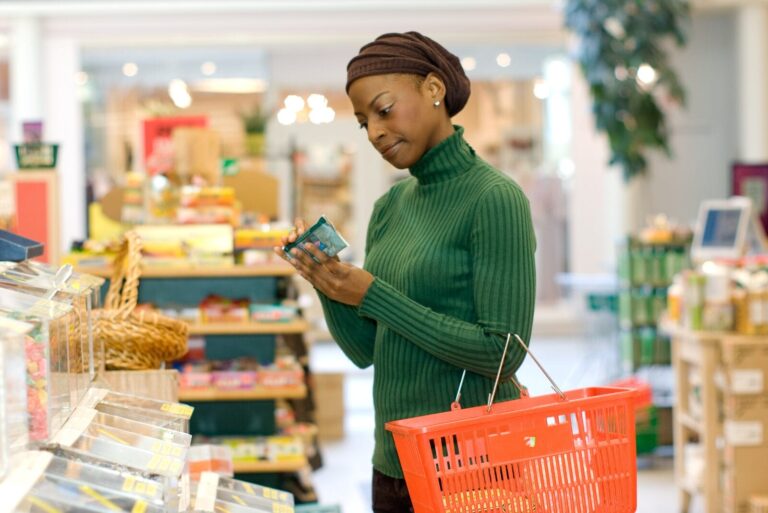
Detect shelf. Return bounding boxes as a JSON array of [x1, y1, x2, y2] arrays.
[[233, 459, 306, 473], [679, 412, 703, 434], [187, 320, 309, 335], [76, 263, 295, 279], [179, 385, 307, 402]]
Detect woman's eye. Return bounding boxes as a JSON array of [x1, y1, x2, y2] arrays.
[[379, 106, 392, 117]]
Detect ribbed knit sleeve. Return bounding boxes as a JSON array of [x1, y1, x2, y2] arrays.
[[314, 191, 394, 369], [358, 184, 536, 379]]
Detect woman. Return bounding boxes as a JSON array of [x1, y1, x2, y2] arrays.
[[275, 31, 536, 513]]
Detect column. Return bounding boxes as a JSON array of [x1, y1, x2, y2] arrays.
[[8, 16, 43, 150], [43, 36, 85, 254], [738, 4, 768, 162]]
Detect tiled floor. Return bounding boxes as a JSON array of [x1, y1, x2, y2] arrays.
[[309, 335, 702, 513]]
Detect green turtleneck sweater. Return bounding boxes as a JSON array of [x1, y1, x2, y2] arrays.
[[317, 126, 536, 479]]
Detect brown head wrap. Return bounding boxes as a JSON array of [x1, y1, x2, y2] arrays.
[[346, 31, 471, 117]]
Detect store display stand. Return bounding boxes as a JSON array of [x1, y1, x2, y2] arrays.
[[86, 264, 318, 489]]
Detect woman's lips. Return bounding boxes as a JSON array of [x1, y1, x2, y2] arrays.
[[382, 141, 402, 159]]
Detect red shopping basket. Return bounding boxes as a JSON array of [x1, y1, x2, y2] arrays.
[[386, 334, 637, 513]]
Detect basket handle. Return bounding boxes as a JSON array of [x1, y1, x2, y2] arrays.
[[104, 231, 143, 319], [453, 333, 567, 413]]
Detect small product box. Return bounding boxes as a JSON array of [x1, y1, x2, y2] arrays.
[[283, 215, 348, 262]]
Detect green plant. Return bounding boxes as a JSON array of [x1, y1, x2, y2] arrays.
[[240, 105, 268, 134], [565, 0, 689, 180]]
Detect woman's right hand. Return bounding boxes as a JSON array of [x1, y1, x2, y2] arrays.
[[274, 218, 308, 260]]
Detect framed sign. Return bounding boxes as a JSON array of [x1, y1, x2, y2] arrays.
[[733, 162, 768, 235]]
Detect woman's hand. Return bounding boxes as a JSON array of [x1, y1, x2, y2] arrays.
[[274, 220, 374, 306]]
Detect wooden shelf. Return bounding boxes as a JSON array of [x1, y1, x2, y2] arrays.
[[187, 320, 308, 335], [679, 412, 703, 434], [179, 385, 306, 402], [76, 263, 295, 279], [233, 459, 306, 473]]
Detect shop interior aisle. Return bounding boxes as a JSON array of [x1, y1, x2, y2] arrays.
[[310, 335, 702, 513]]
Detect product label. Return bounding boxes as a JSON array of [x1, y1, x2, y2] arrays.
[[161, 403, 194, 418], [194, 471, 220, 512], [131, 501, 148, 513], [151, 440, 183, 457], [121, 476, 159, 499], [724, 420, 764, 446], [730, 370, 764, 394], [0, 451, 53, 512]]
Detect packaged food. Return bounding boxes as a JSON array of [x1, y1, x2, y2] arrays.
[[283, 216, 348, 262], [186, 444, 233, 481]]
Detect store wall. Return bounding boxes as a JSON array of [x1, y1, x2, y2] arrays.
[[644, 11, 738, 228]]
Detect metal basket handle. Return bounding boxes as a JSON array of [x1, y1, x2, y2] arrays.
[[453, 333, 567, 413]]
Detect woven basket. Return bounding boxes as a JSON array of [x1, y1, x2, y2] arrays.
[[93, 231, 188, 370]]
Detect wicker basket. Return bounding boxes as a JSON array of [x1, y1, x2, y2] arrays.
[[93, 231, 188, 370]]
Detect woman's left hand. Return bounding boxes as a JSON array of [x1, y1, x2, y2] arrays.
[[276, 241, 375, 306]]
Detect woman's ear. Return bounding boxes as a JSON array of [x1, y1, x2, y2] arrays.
[[423, 72, 447, 104]]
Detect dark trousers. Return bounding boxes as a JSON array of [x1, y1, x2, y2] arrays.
[[372, 468, 414, 513]]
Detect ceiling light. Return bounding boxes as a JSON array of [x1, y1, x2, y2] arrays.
[[533, 78, 550, 100], [193, 78, 267, 94], [310, 106, 335, 124], [496, 53, 511, 68], [168, 79, 192, 109], [284, 95, 305, 113], [636, 64, 657, 87], [277, 108, 297, 126], [307, 94, 328, 110], [201, 61, 217, 76], [461, 57, 476, 71], [122, 62, 138, 77]]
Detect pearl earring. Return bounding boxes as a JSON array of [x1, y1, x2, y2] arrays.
[[433, 100, 441, 108]]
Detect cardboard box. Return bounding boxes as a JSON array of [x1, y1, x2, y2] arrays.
[[752, 495, 768, 513], [723, 447, 768, 513], [222, 169, 278, 219], [721, 337, 768, 380], [313, 372, 344, 441]]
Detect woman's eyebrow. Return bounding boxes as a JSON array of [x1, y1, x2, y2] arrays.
[[354, 90, 389, 117]]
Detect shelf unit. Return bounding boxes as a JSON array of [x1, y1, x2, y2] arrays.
[[233, 460, 307, 474], [86, 264, 317, 486], [617, 236, 691, 451], [179, 385, 307, 402], [187, 320, 308, 336]]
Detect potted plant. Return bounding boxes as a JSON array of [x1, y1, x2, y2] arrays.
[[240, 105, 268, 157]]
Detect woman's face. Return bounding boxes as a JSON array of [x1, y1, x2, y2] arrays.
[[348, 73, 449, 169]]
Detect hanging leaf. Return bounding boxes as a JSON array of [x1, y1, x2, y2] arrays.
[[565, 0, 690, 181]]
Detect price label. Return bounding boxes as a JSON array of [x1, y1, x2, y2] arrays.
[[161, 403, 194, 417]]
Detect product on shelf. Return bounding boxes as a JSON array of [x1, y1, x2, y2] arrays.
[[0, 327, 28, 478], [186, 445, 234, 481], [250, 304, 298, 323], [196, 436, 305, 464], [121, 171, 147, 224], [200, 294, 250, 323], [178, 357, 304, 391]]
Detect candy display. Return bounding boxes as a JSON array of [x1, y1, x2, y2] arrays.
[[194, 436, 304, 464], [178, 357, 304, 391], [191, 471, 294, 513], [0, 327, 28, 478], [0, 288, 73, 441], [88, 389, 194, 433]]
